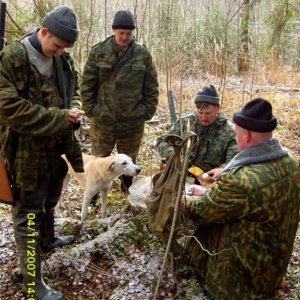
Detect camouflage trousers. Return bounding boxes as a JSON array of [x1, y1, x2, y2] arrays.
[[89, 119, 145, 162], [12, 157, 68, 240], [184, 226, 275, 300]]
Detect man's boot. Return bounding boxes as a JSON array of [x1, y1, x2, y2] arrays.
[[16, 236, 64, 300], [41, 159, 75, 253], [120, 175, 133, 193], [40, 209, 75, 253]]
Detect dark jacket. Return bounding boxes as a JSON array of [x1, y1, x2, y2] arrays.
[[81, 35, 159, 126], [0, 40, 83, 191]]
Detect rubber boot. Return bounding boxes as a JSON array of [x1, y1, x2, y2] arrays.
[[120, 175, 133, 193], [12, 161, 67, 299], [16, 237, 64, 300], [41, 158, 75, 253], [40, 209, 75, 253]]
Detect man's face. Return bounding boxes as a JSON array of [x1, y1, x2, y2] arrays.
[[196, 104, 220, 126], [234, 124, 248, 150], [113, 29, 133, 48], [40, 28, 73, 57]]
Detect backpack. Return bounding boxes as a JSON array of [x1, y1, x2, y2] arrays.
[[146, 130, 197, 252]]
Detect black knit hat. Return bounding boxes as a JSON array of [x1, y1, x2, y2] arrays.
[[42, 5, 79, 43], [112, 10, 135, 30], [233, 98, 277, 132], [194, 85, 220, 106]]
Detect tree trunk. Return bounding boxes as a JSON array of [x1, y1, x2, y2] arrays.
[[238, 0, 250, 73], [267, 0, 290, 70]]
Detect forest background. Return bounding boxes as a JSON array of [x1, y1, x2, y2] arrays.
[[5, 0, 300, 159], [0, 0, 299, 299], [2, 0, 300, 159]]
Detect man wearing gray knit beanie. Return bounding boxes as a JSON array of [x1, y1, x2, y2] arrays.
[[81, 10, 159, 192], [0, 5, 84, 300], [157, 84, 238, 182], [42, 5, 79, 45]]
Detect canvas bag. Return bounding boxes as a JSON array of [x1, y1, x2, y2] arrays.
[[146, 130, 197, 250], [0, 155, 14, 204]]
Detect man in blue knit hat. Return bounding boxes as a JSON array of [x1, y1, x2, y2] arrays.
[[157, 84, 238, 181]]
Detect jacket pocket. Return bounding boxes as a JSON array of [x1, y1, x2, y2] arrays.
[[97, 62, 112, 72], [132, 64, 145, 80], [118, 63, 145, 92], [132, 64, 145, 71]]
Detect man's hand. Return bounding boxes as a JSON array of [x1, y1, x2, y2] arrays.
[[187, 184, 207, 196], [181, 185, 207, 209], [68, 108, 85, 123], [206, 167, 223, 180]]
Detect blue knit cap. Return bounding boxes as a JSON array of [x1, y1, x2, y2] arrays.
[[194, 85, 220, 106]]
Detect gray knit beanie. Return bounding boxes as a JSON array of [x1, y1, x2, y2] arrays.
[[42, 5, 79, 43], [194, 85, 220, 106], [112, 10, 135, 30]]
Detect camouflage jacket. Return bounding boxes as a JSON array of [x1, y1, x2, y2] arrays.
[[81, 35, 159, 126], [185, 139, 300, 299], [0, 40, 83, 191], [156, 112, 238, 171]]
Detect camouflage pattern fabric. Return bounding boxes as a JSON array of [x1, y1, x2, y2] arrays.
[[184, 153, 300, 299], [81, 35, 159, 157], [157, 111, 238, 172], [0, 40, 83, 191], [89, 117, 144, 161]]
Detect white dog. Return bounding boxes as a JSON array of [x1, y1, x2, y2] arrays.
[[60, 153, 141, 222]]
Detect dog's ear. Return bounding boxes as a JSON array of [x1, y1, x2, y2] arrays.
[[108, 161, 115, 170]]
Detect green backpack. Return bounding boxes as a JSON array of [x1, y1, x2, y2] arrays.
[[146, 130, 197, 252]]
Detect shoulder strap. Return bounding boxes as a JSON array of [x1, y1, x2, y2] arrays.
[[98, 58, 128, 91], [98, 43, 134, 92]]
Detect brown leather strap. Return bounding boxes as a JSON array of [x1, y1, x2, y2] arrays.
[[98, 45, 134, 92]]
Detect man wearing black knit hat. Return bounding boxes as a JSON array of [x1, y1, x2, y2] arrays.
[[81, 10, 158, 192], [180, 98, 300, 299], [157, 84, 238, 181], [0, 5, 84, 300]]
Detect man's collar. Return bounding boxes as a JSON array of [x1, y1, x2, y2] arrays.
[[28, 29, 43, 54]]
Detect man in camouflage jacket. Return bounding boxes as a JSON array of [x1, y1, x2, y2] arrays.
[[182, 98, 300, 299], [81, 10, 159, 191], [157, 85, 238, 179], [0, 6, 84, 300]]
